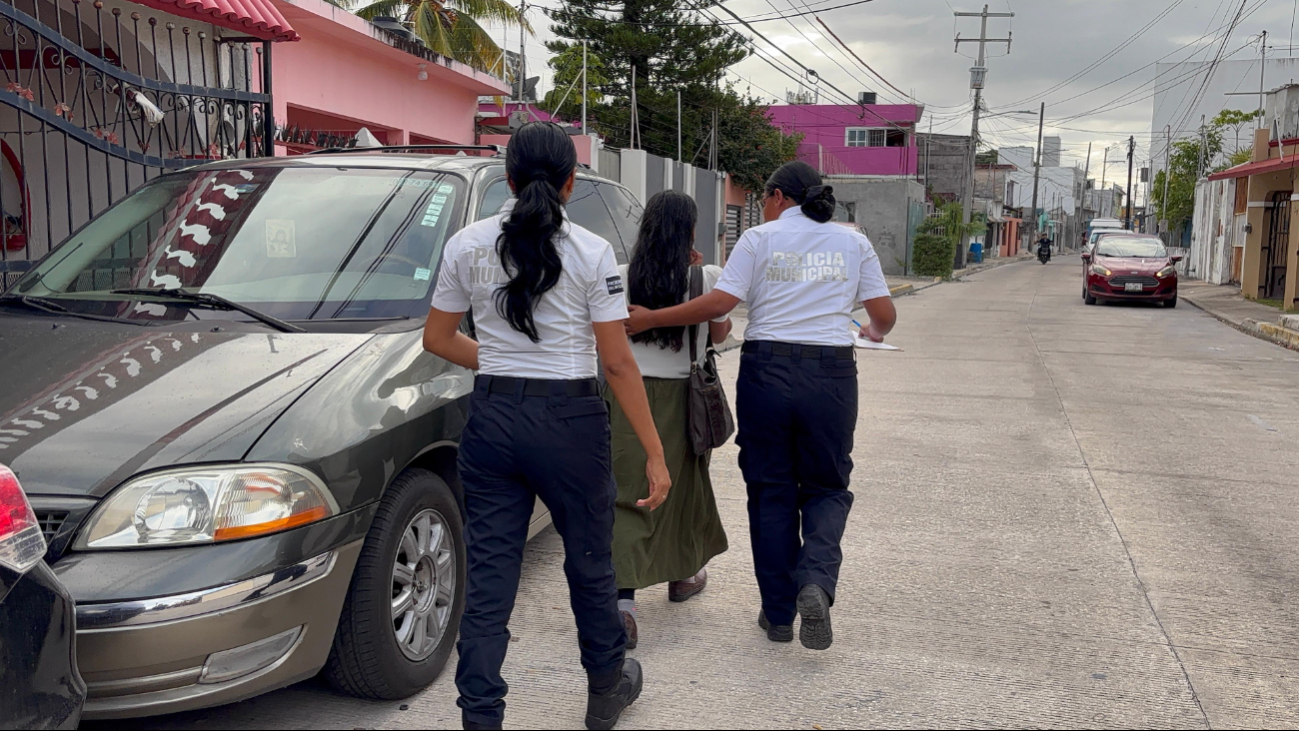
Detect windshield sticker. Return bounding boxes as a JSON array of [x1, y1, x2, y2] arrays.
[[437, 183, 455, 195], [414, 267, 432, 281], [421, 200, 446, 228], [266, 219, 297, 258]]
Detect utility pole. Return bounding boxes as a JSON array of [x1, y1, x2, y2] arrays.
[[630, 65, 638, 149], [517, 1, 527, 105], [1161, 124, 1172, 234], [677, 89, 682, 162], [954, 4, 1014, 270], [581, 41, 587, 133], [1029, 101, 1045, 246], [1079, 141, 1091, 249], [1125, 135, 1135, 230], [1260, 30, 1268, 122]]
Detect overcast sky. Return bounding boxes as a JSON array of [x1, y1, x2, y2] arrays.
[[492, 0, 1299, 179]]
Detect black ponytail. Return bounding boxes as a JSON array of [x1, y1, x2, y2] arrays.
[[495, 121, 578, 342], [628, 190, 698, 352], [765, 160, 837, 223]]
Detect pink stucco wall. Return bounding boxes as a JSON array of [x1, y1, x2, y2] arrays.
[[271, 0, 509, 147], [767, 104, 921, 177]]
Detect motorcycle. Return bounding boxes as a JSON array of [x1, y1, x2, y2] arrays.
[[1038, 243, 1051, 264]]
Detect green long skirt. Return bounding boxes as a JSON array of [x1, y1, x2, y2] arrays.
[[604, 377, 729, 590]]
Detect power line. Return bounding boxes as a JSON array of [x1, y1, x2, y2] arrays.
[[540, 0, 878, 28]]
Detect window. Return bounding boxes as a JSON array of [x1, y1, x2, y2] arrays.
[[845, 128, 896, 147], [16, 168, 466, 323], [478, 178, 634, 264]]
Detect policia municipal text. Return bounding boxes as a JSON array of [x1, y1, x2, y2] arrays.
[[423, 122, 671, 731], [627, 161, 898, 650]]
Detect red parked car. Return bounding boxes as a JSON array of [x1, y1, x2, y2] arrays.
[[1082, 235, 1182, 308]]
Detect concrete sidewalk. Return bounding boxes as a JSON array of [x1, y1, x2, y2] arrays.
[[1180, 280, 1299, 351]]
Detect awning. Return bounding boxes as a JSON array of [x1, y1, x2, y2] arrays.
[[1207, 154, 1299, 181], [131, 0, 299, 42]]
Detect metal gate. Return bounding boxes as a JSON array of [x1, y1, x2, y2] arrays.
[[1, 0, 272, 290], [1262, 190, 1291, 300]]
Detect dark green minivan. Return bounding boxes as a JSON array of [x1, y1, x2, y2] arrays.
[[0, 150, 643, 719]]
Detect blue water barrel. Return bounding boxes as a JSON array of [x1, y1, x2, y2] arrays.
[[969, 243, 984, 263]]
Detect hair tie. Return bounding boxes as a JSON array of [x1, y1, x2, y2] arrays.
[[805, 184, 832, 201]]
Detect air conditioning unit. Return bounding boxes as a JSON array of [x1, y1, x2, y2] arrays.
[[858, 91, 877, 105]]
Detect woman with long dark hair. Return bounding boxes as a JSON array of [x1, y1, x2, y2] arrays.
[[424, 121, 670, 731], [626, 161, 897, 653], [608, 190, 730, 648]]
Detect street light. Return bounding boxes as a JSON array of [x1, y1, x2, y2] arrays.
[[982, 109, 1036, 118]]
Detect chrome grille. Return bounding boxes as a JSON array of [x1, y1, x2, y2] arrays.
[[1109, 275, 1159, 289]]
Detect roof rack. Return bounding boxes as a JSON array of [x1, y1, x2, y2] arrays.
[[307, 144, 505, 156]]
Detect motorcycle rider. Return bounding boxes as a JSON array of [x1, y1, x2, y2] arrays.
[[1036, 232, 1053, 262]]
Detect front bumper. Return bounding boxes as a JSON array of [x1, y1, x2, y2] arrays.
[[74, 539, 362, 719], [1088, 275, 1177, 300]]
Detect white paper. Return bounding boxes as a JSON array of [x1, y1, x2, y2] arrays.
[[852, 330, 901, 351]]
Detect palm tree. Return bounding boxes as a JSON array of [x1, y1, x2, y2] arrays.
[[335, 0, 530, 74]]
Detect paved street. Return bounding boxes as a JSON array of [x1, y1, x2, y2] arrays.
[[109, 259, 1299, 730]]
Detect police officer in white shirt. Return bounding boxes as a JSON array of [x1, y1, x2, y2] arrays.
[[423, 122, 671, 731], [627, 161, 897, 651]]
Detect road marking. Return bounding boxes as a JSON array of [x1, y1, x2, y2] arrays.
[[1248, 415, 1279, 432]]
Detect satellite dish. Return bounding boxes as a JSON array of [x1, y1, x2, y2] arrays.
[[354, 127, 383, 148]]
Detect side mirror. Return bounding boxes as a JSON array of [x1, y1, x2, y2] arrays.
[[1081, 253, 1092, 261], [1171, 255, 1184, 264]]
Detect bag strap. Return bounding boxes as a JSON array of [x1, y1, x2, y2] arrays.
[[687, 265, 703, 369]]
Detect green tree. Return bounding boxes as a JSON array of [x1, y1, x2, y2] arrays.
[[543, 46, 610, 122], [545, 1, 799, 189], [913, 201, 984, 278], [1213, 108, 1263, 156], [339, 0, 528, 73], [1150, 120, 1227, 232]]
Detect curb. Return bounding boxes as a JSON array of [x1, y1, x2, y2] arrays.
[[889, 283, 915, 297], [1182, 296, 1299, 353]]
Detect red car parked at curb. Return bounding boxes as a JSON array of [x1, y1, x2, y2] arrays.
[[1082, 234, 1182, 308]]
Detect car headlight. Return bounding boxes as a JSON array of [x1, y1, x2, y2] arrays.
[[78, 465, 337, 549], [1155, 265, 1177, 278], [1091, 264, 1113, 277]]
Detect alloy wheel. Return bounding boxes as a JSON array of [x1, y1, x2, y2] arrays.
[[391, 509, 456, 661]]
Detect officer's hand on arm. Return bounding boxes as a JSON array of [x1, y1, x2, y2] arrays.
[[593, 320, 672, 510], [625, 290, 741, 336], [422, 307, 480, 370], [860, 296, 897, 343]]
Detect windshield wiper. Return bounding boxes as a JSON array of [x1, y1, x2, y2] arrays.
[[109, 288, 305, 333], [0, 294, 153, 326]]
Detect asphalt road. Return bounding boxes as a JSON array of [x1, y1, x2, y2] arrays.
[[107, 259, 1299, 729]]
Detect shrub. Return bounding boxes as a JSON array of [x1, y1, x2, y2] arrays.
[[912, 232, 955, 279]]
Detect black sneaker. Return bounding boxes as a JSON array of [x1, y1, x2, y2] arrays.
[[585, 658, 643, 731], [758, 611, 793, 642], [796, 584, 833, 650], [463, 722, 502, 731]]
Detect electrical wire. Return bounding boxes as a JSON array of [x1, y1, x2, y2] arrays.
[[540, 0, 878, 28]]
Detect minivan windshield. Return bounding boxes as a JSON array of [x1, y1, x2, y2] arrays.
[[1095, 237, 1168, 258], [10, 166, 465, 324]]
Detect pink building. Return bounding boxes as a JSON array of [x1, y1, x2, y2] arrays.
[[271, 0, 511, 152], [766, 103, 924, 177]]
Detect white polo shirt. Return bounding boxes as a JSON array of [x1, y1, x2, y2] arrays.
[[715, 208, 891, 347], [618, 263, 728, 379], [431, 200, 629, 379]]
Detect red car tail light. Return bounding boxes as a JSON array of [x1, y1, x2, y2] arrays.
[[0, 465, 46, 573]]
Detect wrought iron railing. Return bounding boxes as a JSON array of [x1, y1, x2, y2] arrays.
[[0, 0, 272, 285]]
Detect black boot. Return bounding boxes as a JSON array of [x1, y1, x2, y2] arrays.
[[758, 611, 793, 642], [797, 584, 833, 651], [585, 658, 643, 731]]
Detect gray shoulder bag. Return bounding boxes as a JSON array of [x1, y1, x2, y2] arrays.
[[687, 265, 736, 455]]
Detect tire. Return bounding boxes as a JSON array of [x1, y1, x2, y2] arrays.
[[1165, 295, 1178, 309], [325, 468, 466, 700], [1085, 292, 1097, 306]]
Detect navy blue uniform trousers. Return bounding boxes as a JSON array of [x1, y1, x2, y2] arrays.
[[735, 342, 858, 626], [455, 376, 626, 728]]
